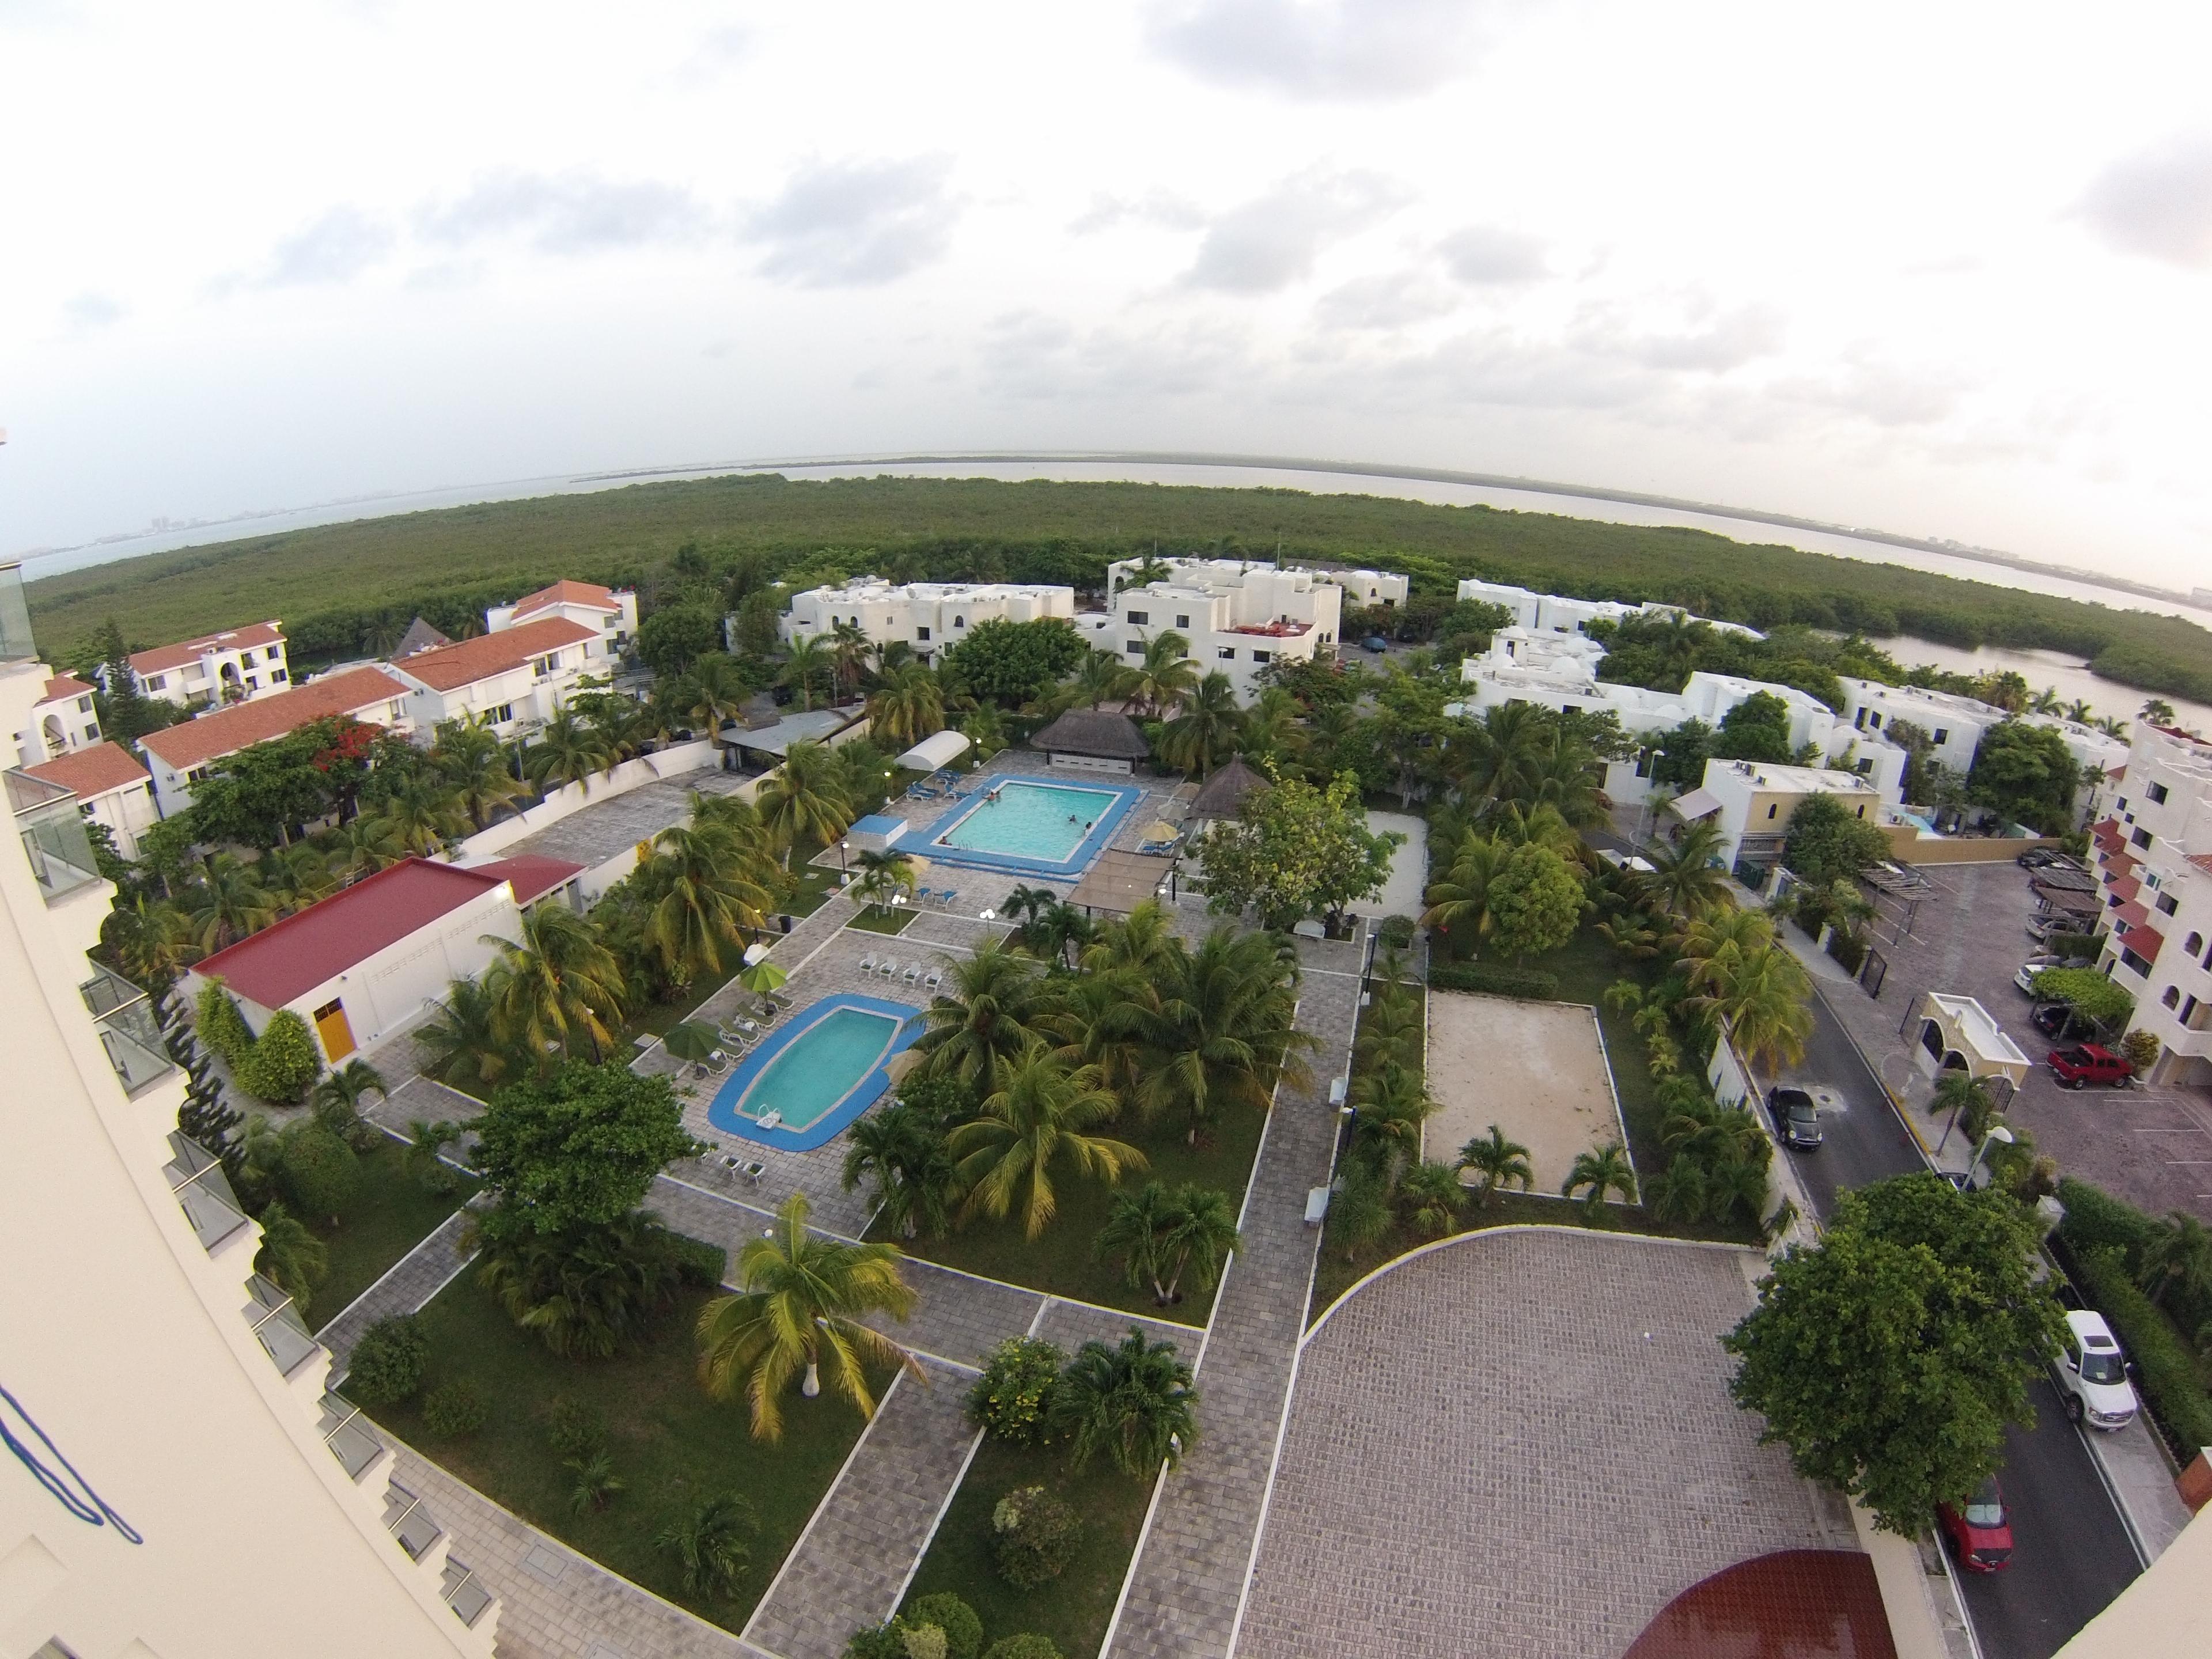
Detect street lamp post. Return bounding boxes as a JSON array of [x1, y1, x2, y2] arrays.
[[1964, 1124, 2015, 1190], [838, 839, 849, 874]]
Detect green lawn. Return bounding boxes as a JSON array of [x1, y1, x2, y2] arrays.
[[308, 1142, 478, 1332], [362, 1274, 880, 1634], [846, 906, 918, 936], [786, 862, 846, 916], [877, 1105, 1266, 1327], [898, 1436, 1157, 1659]]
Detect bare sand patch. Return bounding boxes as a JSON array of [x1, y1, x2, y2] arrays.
[[1425, 992, 1625, 1193]]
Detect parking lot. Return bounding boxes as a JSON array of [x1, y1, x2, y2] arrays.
[[1852, 859, 2212, 1224]]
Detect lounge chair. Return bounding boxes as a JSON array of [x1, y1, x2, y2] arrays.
[[937, 888, 958, 908], [858, 952, 877, 973], [914, 886, 934, 904], [924, 968, 942, 991], [902, 964, 921, 986]]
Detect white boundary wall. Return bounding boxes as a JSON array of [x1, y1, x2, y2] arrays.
[[454, 740, 719, 859]]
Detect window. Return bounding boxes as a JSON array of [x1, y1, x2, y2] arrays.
[[2162, 986, 2180, 1009], [1869, 711, 1883, 728], [1767, 804, 1779, 819], [1127, 609, 1149, 625], [76, 694, 92, 713], [1126, 640, 1145, 655], [1176, 614, 1191, 628], [916, 626, 930, 641], [1857, 759, 1874, 774], [1855, 804, 1866, 816], [488, 702, 513, 724], [187, 766, 211, 783], [2156, 893, 2179, 916], [954, 615, 966, 628], [1854, 709, 1867, 728], [146, 673, 166, 690], [272, 668, 287, 682], [1251, 650, 1271, 664], [2119, 947, 2153, 976], [2132, 828, 2153, 850], [1933, 728, 1950, 745], [2147, 782, 2170, 805], [1217, 646, 1236, 660], [2186, 933, 2203, 957]]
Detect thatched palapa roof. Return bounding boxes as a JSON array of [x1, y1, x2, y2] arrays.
[[391, 616, 453, 659], [1029, 709, 1150, 760], [1190, 753, 1266, 819]]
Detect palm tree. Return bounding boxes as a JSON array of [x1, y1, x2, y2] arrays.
[[2093, 715, 2129, 739], [328, 813, 405, 881], [694, 1191, 923, 1441], [1352, 988, 1424, 1076], [866, 663, 946, 748], [851, 848, 918, 918], [1072, 647, 1137, 710], [404, 1118, 465, 1195], [185, 855, 276, 952], [653, 1495, 757, 1601], [1128, 630, 1200, 717], [913, 939, 1054, 1090], [1639, 820, 1730, 918], [1156, 673, 1244, 777], [779, 635, 834, 711], [482, 903, 628, 1066], [1420, 832, 1510, 955], [2141, 699, 2177, 726], [414, 976, 517, 1091], [252, 1200, 328, 1303], [2141, 1212, 2212, 1310], [1242, 687, 1307, 771], [1138, 927, 1314, 1141], [1449, 702, 1548, 811], [829, 620, 873, 699], [1562, 1142, 1639, 1219], [309, 1058, 388, 1146], [1094, 1181, 1177, 1302], [376, 774, 468, 856], [685, 654, 749, 737], [525, 707, 613, 794], [1400, 1160, 1467, 1236], [566, 1451, 623, 1517], [1051, 1328, 1199, 1476], [2063, 698, 2095, 725], [959, 702, 1010, 760], [476, 1212, 690, 1358], [755, 740, 854, 866], [840, 1105, 957, 1240], [644, 818, 775, 980], [946, 1042, 1146, 1237], [434, 718, 529, 829], [263, 843, 336, 914], [1095, 1181, 1241, 1305], [2028, 687, 2063, 716], [1000, 884, 1058, 934], [1455, 1125, 1534, 1206], [1685, 941, 1814, 1075], [1349, 1062, 1435, 1187]]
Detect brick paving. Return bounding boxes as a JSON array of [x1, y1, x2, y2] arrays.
[[317, 1203, 482, 1363], [1237, 1229, 1859, 1659], [742, 1363, 982, 1659], [1103, 944, 1361, 1659]]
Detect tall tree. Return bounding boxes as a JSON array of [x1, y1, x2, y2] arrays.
[[1156, 672, 1244, 777], [914, 939, 1055, 1091], [866, 663, 946, 748], [469, 1060, 699, 1234], [524, 707, 613, 794], [482, 904, 629, 1066], [1128, 630, 1200, 717], [1197, 768, 1398, 930], [946, 1042, 1146, 1237], [754, 740, 853, 865]]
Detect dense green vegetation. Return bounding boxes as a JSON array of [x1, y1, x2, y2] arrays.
[[27, 473, 2212, 701], [305, 1142, 477, 1330]]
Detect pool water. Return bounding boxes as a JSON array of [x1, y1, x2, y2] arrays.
[[937, 780, 1122, 861], [732, 1006, 902, 1130]]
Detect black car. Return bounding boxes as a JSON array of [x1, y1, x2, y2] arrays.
[[1769, 1086, 1823, 1150], [2031, 1002, 2092, 1040]]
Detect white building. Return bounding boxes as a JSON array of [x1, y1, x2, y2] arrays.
[[1671, 758, 1885, 870], [1836, 677, 2003, 781], [778, 578, 1075, 664], [22, 740, 162, 859], [1096, 559, 1344, 701], [487, 579, 639, 654], [184, 855, 577, 1065], [137, 664, 413, 817], [387, 616, 604, 738], [1108, 555, 1402, 611], [2089, 724, 2212, 1086], [31, 671, 103, 757], [107, 619, 291, 709], [1454, 578, 1765, 639], [0, 579, 499, 1658]]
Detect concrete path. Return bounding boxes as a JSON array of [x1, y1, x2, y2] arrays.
[[317, 1203, 482, 1368], [1103, 945, 1361, 1659], [742, 1363, 980, 1659]]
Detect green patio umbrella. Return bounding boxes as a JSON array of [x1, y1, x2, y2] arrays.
[[662, 1021, 723, 1064], [738, 956, 789, 1018]]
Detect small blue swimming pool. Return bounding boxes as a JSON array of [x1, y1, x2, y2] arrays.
[[706, 994, 922, 1150], [920, 777, 1143, 876]]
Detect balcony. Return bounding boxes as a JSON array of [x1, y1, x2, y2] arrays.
[[317, 1393, 389, 1483], [80, 963, 176, 1095], [7, 769, 102, 902], [0, 562, 33, 661], [162, 1132, 251, 1254], [441, 1558, 497, 1630], [381, 1480, 446, 1563], [243, 1274, 324, 1380]]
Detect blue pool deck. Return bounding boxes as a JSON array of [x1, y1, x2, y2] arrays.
[[705, 993, 923, 1151], [913, 777, 1145, 877]]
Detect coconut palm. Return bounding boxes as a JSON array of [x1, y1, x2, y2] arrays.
[[1349, 1062, 1435, 1187], [2141, 1211, 2212, 1310], [1093, 1181, 1178, 1302], [309, 1058, 388, 1147], [524, 708, 613, 794], [184, 855, 277, 952], [252, 1200, 328, 1304], [404, 1118, 465, 1195], [755, 740, 854, 866], [946, 1041, 1146, 1237], [482, 903, 628, 1066], [685, 654, 750, 737], [694, 1191, 923, 1441], [1455, 1125, 1534, 1206], [1242, 687, 1308, 771], [328, 813, 406, 881], [1051, 1327, 1199, 1476], [999, 884, 1059, 934], [434, 718, 529, 829], [1095, 1181, 1240, 1305], [475, 1212, 691, 1359], [1515, 727, 1607, 827], [829, 619, 873, 699], [1401, 1160, 1467, 1237], [2063, 698, 2095, 724], [644, 816, 776, 980], [959, 702, 1010, 760], [1562, 1142, 1639, 1219], [913, 938, 1055, 1090], [866, 662, 945, 748], [653, 1494, 757, 1601], [1685, 941, 1815, 1075], [2093, 715, 2128, 739], [779, 635, 835, 711], [840, 1104, 957, 1240], [1450, 702, 1549, 811], [1128, 630, 1200, 717], [109, 892, 198, 982], [1156, 672, 1244, 778], [1639, 820, 1731, 918], [414, 976, 517, 1091], [1138, 927, 1314, 1141], [1352, 987, 1424, 1075], [2027, 687, 2063, 716], [1072, 647, 1137, 710], [851, 848, 918, 918], [376, 774, 468, 856], [263, 843, 337, 914], [1420, 832, 1510, 954], [2141, 699, 2177, 726]]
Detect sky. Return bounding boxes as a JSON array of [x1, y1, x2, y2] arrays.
[[4, 1, 2211, 586]]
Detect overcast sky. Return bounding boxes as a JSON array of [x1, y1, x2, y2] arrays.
[[5, 1, 2211, 588]]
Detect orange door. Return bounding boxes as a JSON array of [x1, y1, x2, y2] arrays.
[[312, 999, 357, 1062]]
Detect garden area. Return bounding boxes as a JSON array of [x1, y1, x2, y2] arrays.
[[306, 1139, 479, 1330]]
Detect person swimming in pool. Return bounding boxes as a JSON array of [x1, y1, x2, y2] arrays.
[[1068, 813, 1080, 824]]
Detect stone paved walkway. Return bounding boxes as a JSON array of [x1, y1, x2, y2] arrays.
[[742, 1363, 981, 1659], [1103, 941, 1361, 1659], [317, 1203, 482, 1366]]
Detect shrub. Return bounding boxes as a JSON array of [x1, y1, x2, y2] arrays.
[[844, 1624, 906, 1659], [990, 1485, 1080, 1589], [2055, 1178, 2162, 1272], [195, 982, 253, 1064], [346, 1316, 429, 1404], [672, 1233, 728, 1287], [1377, 914, 1416, 949], [906, 1594, 982, 1659], [1824, 928, 1868, 975], [2070, 1247, 2212, 1460], [2042, 930, 2103, 961], [234, 1008, 325, 1103], [422, 1380, 487, 1438], [965, 1338, 1066, 1447], [900, 1628, 948, 1659], [277, 1124, 361, 1222], [1426, 962, 1559, 1000], [548, 1396, 608, 1461], [982, 1638, 1063, 1659], [2119, 1029, 2162, 1074]]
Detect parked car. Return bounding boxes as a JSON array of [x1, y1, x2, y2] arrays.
[[1361, 636, 1391, 653], [2047, 1044, 2134, 1089], [1767, 1085, 1823, 1150], [2030, 1002, 2097, 1041], [2051, 1310, 2138, 1429], [2025, 914, 2078, 945], [2014, 955, 2067, 994], [1937, 1476, 2014, 1571], [2018, 847, 2085, 872]]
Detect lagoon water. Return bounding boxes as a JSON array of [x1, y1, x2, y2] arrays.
[[1866, 637, 2212, 736]]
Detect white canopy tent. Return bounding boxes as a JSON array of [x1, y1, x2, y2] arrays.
[[897, 730, 971, 772]]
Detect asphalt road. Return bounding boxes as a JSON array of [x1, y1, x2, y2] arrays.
[[1777, 983, 2142, 1659]]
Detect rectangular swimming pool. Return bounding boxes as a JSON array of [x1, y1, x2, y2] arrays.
[[919, 777, 1144, 876], [707, 994, 922, 1150]]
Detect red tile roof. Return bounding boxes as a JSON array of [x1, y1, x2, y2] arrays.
[[2126, 924, 2166, 961], [138, 666, 408, 772], [2190, 854, 2212, 879], [21, 741, 151, 800], [512, 579, 621, 620], [2104, 874, 2140, 905], [191, 858, 510, 1009], [38, 673, 97, 704], [2115, 899, 2150, 930], [129, 620, 284, 676], [391, 617, 598, 692], [466, 855, 585, 905]]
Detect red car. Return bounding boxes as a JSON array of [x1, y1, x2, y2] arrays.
[[2047, 1044, 2134, 1090], [1938, 1477, 2014, 1571]]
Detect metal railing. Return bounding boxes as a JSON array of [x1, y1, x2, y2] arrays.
[[316, 1394, 386, 1483], [79, 963, 175, 1094], [243, 1274, 323, 1379], [162, 1132, 250, 1253], [0, 563, 34, 662], [381, 1482, 445, 1562], [6, 768, 102, 902]]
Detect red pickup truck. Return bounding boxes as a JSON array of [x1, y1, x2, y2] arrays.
[[2047, 1044, 2134, 1089]]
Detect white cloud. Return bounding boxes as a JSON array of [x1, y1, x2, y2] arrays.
[[745, 157, 960, 286], [2077, 135, 2212, 268], [256, 207, 395, 287], [416, 172, 711, 254], [59, 290, 123, 334], [1438, 225, 1547, 285], [1184, 170, 1405, 292], [1147, 0, 1495, 101], [1313, 272, 1461, 330]]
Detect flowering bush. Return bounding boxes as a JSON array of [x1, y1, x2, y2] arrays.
[[990, 1486, 1080, 1589], [964, 1338, 1065, 1447]]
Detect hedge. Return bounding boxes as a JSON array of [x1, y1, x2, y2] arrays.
[[1427, 962, 1560, 1001], [2068, 1246, 2212, 1461], [2054, 1177, 2162, 1272]]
